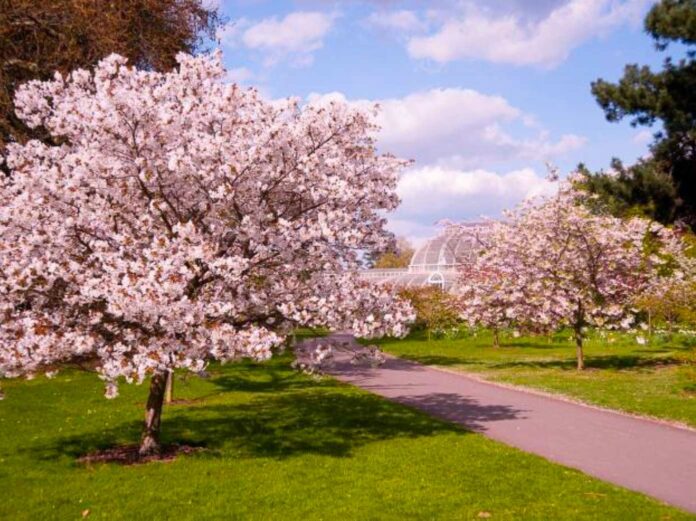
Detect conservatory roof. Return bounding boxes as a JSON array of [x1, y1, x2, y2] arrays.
[[408, 227, 480, 271], [358, 223, 491, 290]]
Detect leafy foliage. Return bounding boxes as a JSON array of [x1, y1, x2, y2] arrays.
[[0, 0, 220, 173], [574, 159, 679, 223], [588, 0, 696, 227], [399, 286, 460, 339], [369, 236, 415, 269]]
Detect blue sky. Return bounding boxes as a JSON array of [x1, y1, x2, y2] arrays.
[[213, 0, 665, 243]]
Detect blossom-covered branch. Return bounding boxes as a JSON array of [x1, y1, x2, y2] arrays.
[[0, 52, 413, 454]]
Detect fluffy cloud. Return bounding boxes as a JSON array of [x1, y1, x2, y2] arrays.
[[364, 10, 426, 33], [396, 166, 556, 219], [385, 218, 439, 247], [307, 88, 585, 167], [407, 0, 651, 67], [384, 166, 558, 244], [218, 11, 337, 67]]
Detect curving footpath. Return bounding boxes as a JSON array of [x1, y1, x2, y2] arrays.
[[304, 332, 696, 514]]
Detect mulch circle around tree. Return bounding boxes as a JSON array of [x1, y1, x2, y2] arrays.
[[78, 444, 203, 466]]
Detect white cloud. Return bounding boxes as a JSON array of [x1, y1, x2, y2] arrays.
[[385, 218, 439, 247], [218, 11, 337, 67], [201, 0, 221, 10], [395, 166, 557, 221], [307, 88, 585, 166], [365, 10, 426, 33], [382, 165, 564, 245], [633, 129, 653, 145], [407, 0, 651, 67]]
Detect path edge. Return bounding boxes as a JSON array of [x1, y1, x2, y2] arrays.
[[423, 362, 696, 434]]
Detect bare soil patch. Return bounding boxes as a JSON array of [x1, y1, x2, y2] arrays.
[[78, 444, 203, 465]]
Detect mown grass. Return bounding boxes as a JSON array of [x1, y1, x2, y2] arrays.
[[1, 352, 693, 520], [371, 329, 696, 427]]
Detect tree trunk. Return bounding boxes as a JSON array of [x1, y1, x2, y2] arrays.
[[139, 371, 167, 457], [574, 327, 585, 371], [164, 370, 174, 405], [647, 310, 653, 339], [492, 328, 500, 349]]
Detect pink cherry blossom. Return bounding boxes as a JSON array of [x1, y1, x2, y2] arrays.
[[0, 52, 413, 454], [454, 180, 689, 368]]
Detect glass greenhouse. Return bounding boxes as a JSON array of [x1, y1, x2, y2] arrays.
[[359, 224, 487, 291]]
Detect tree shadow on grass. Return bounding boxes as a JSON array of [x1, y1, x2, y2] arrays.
[[490, 354, 682, 371], [25, 388, 470, 463], [494, 341, 568, 350], [206, 369, 336, 394], [396, 354, 472, 367]]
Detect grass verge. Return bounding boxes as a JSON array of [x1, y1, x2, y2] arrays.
[[0, 351, 693, 520]]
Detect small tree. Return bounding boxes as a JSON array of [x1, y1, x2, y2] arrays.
[[399, 286, 459, 340], [453, 222, 520, 348], [456, 266, 526, 348], [635, 273, 696, 336], [458, 181, 686, 369], [0, 53, 413, 456], [370, 237, 415, 269]]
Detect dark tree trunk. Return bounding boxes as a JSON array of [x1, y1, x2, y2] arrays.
[[492, 327, 500, 348], [139, 371, 167, 457], [574, 326, 585, 371]]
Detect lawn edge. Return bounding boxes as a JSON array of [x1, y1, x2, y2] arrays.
[[412, 360, 696, 434]]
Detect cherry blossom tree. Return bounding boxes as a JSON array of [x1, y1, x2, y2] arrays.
[[450, 223, 519, 347], [456, 181, 686, 369], [634, 255, 696, 337], [0, 52, 413, 455]]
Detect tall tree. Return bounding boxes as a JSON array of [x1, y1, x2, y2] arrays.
[[0, 0, 220, 172], [0, 53, 413, 456], [574, 159, 679, 223], [589, 0, 696, 227]]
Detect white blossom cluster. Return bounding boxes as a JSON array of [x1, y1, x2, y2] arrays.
[[454, 181, 690, 336], [291, 342, 335, 376], [0, 52, 413, 397]]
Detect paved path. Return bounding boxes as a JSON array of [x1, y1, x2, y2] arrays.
[[304, 333, 696, 514]]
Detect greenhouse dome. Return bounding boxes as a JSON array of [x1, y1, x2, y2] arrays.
[[359, 224, 487, 291]]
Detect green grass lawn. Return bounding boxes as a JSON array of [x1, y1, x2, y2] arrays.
[[1, 352, 693, 520], [371, 329, 696, 427]]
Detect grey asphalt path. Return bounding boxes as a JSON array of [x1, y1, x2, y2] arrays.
[[304, 332, 696, 514]]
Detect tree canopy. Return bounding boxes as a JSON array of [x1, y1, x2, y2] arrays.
[[0, 53, 412, 455], [588, 0, 696, 227], [455, 181, 687, 369], [0, 0, 220, 172]]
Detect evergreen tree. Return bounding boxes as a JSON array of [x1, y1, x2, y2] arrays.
[[588, 0, 696, 227]]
